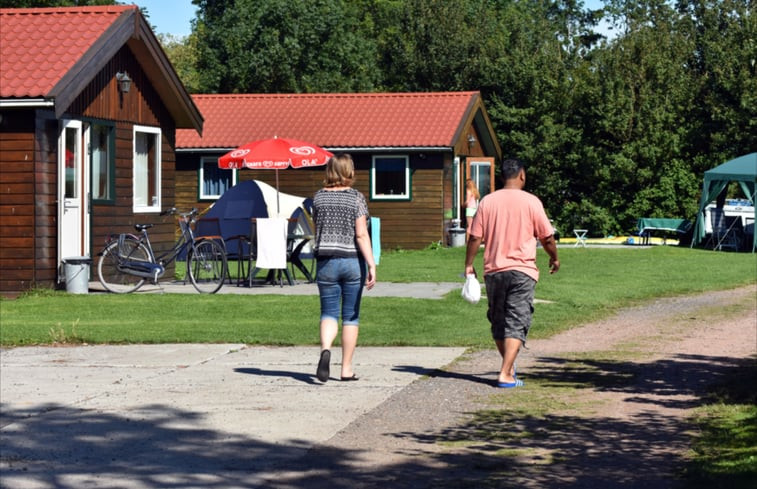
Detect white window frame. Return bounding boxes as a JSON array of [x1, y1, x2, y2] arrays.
[[371, 154, 411, 201], [132, 125, 162, 213], [199, 156, 236, 200]]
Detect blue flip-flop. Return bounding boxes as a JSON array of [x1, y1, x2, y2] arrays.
[[496, 379, 524, 388]]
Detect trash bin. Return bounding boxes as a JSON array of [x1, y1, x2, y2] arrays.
[[449, 227, 466, 247], [62, 256, 92, 294]]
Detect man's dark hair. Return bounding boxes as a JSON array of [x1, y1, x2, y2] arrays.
[[501, 158, 525, 180]]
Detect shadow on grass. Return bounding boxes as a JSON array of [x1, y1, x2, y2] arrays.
[[394, 353, 756, 489]]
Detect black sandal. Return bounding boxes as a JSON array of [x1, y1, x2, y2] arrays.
[[316, 350, 330, 382], [340, 374, 359, 381]]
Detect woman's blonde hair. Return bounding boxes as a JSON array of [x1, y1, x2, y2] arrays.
[[466, 179, 480, 200], [323, 153, 355, 187]]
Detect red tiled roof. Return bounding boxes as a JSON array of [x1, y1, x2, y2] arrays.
[[176, 92, 480, 149], [0, 5, 135, 97]]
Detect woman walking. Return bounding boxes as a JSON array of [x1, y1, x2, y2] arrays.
[[312, 154, 376, 382]]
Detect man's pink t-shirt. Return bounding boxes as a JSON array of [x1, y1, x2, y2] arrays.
[[469, 188, 554, 281]]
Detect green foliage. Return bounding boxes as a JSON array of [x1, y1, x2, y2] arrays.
[[556, 200, 617, 237], [192, 0, 381, 93], [159, 33, 201, 94], [376, 0, 505, 91]]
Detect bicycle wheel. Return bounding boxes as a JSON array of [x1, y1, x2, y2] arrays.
[[97, 238, 150, 294], [187, 239, 227, 293]]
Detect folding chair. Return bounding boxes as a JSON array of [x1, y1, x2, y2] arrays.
[[709, 208, 739, 251]]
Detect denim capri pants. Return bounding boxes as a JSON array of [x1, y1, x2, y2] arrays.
[[316, 256, 365, 326]]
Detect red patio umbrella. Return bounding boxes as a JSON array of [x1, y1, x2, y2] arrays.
[[218, 136, 332, 215]]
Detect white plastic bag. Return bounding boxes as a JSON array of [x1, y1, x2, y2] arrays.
[[461, 274, 481, 304]]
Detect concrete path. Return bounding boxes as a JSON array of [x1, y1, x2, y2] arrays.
[[87, 280, 464, 300], [1, 344, 465, 488]]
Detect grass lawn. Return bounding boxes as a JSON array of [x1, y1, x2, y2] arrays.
[[683, 360, 757, 489], [1, 245, 754, 347]]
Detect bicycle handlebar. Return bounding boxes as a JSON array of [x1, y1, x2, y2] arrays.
[[160, 207, 199, 220]]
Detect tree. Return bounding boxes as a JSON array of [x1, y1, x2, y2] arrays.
[[376, 0, 506, 92], [680, 0, 757, 165], [483, 1, 598, 231], [575, 0, 699, 231], [191, 0, 381, 93], [159, 33, 202, 94]]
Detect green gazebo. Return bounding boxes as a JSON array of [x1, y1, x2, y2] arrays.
[[691, 153, 757, 252]]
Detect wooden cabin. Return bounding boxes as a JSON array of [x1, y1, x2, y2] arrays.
[[176, 92, 501, 250], [0, 6, 203, 295]]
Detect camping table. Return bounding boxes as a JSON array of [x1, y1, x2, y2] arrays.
[[636, 218, 692, 245]]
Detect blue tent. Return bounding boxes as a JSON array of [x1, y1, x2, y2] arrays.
[[196, 181, 269, 257]]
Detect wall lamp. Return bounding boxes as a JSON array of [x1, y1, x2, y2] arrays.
[[467, 134, 476, 148], [116, 72, 132, 93]]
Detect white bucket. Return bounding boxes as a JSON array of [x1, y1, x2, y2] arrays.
[[62, 257, 92, 294]]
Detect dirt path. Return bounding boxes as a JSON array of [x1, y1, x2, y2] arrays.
[[265, 285, 756, 488]]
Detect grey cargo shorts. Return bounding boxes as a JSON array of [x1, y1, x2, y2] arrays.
[[484, 270, 536, 343]]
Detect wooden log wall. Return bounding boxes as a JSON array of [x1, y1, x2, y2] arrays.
[[0, 110, 37, 292], [175, 152, 447, 250]]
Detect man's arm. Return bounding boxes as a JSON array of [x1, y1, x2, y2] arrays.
[[464, 235, 482, 276], [539, 234, 560, 274]]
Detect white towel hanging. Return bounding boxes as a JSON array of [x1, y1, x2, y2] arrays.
[[255, 218, 287, 269]]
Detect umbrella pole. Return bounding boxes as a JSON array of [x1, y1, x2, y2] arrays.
[[275, 169, 281, 216]]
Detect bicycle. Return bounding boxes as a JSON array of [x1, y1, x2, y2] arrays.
[[97, 208, 227, 294]]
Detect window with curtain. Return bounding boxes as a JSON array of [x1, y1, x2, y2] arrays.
[[200, 157, 235, 200], [371, 155, 410, 201], [133, 126, 161, 212], [468, 160, 492, 197], [91, 123, 114, 202]]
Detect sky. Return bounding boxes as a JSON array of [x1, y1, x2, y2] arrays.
[[130, 0, 609, 39], [130, 0, 196, 38]]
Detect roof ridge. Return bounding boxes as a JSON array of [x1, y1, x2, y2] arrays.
[[192, 91, 478, 99], [0, 5, 135, 15]]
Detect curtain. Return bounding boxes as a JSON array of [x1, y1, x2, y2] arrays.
[[134, 133, 148, 207]]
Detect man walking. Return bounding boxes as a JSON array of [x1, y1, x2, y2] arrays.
[[464, 158, 560, 388]]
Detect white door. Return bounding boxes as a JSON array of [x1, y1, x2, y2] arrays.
[[58, 119, 90, 270]]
